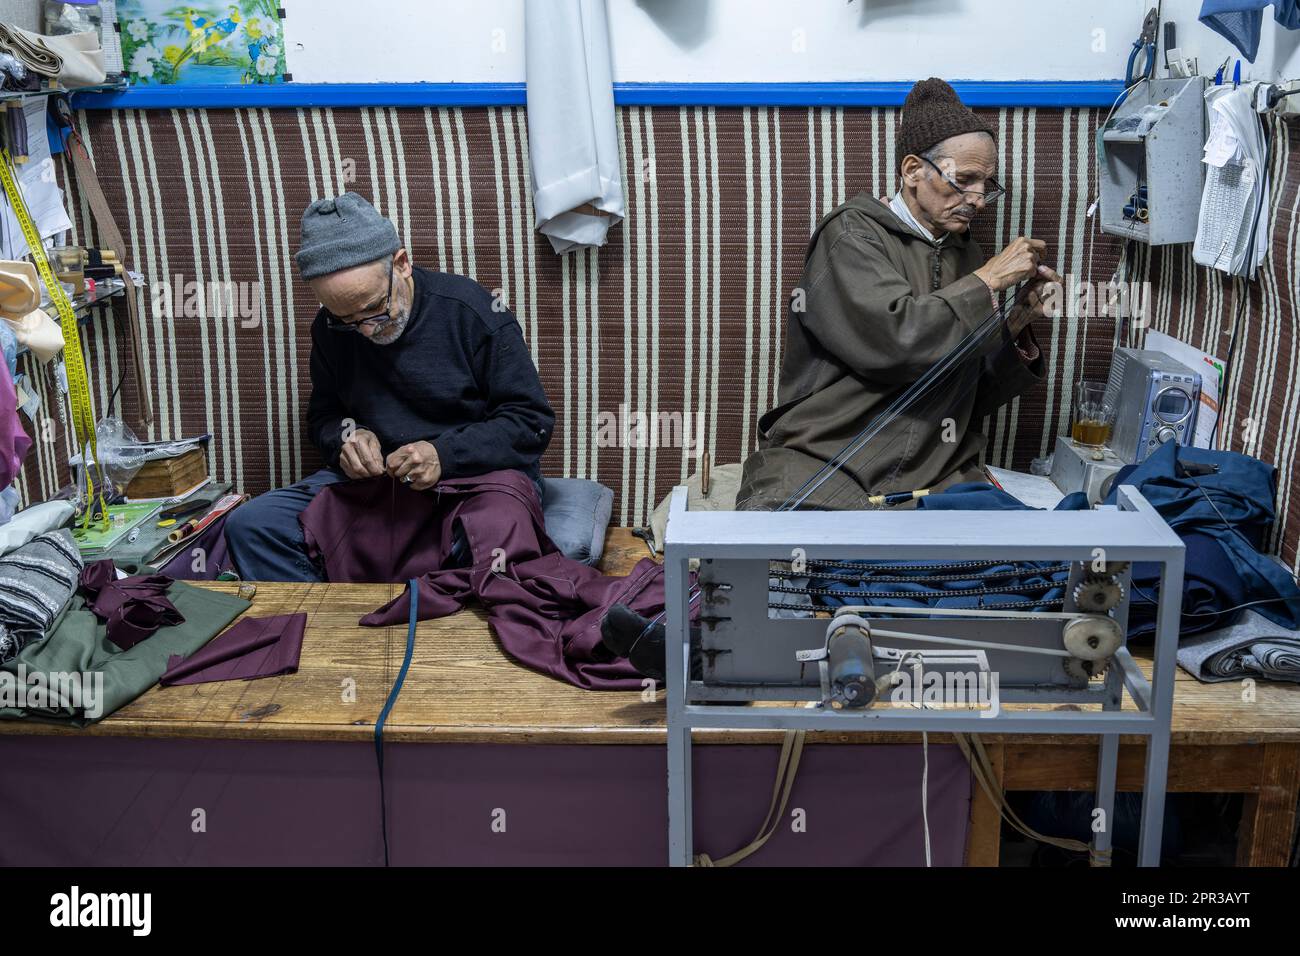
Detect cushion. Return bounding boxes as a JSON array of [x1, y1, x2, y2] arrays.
[[541, 477, 614, 567]]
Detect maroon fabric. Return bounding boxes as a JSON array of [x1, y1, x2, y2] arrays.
[[300, 470, 675, 690], [157, 513, 237, 580], [0, 356, 30, 492], [79, 559, 184, 650], [160, 612, 307, 686], [0, 736, 971, 866]]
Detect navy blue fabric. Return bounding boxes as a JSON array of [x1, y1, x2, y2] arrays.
[[819, 557, 1068, 613], [815, 443, 1300, 638], [1127, 532, 1250, 638], [818, 481, 1069, 612], [1199, 0, 1300, 62], [906, 482, 1030, 511], [1101, 442, 1300, 631]]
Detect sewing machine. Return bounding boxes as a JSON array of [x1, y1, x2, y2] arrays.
[[661, 486, 1183, 867]]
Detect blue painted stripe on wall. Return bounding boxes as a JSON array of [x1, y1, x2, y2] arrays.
[[70, 80, 1129, 110]]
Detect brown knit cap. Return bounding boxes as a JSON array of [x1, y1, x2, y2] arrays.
[[897, 78, 994, 171]]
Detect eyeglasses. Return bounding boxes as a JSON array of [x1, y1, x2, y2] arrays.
[[323, 264, 397, 333], [921, 156, 1006, 205]]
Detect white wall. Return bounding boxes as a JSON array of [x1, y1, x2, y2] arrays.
[[282, 0, 1300, 85]]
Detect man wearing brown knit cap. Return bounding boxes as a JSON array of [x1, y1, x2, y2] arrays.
[[737, 77, 1061, 511]]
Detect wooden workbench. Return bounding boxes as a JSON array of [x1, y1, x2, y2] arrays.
[[2, 530, 1297, 865]]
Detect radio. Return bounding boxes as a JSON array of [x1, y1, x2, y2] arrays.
[[1105, 348, 1201, 464]]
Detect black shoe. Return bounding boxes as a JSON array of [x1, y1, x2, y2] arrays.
[[600, 603, 667, 682]]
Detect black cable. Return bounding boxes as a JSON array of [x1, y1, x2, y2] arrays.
[[104, 300, 129, 418], [1129, 584, 1300, 618]]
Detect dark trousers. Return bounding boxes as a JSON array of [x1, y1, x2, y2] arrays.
[[224, 468, 348, 582]]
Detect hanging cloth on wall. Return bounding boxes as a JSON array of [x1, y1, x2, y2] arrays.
[[525, 0, 626, 254], [1193, 83, 1271, 277], [56, 102, 152, 427], [0, 334, 31, 492], [1199, 0, 1300, 63]]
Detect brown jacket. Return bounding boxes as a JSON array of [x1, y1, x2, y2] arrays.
[[737, 192, 1044, 511]]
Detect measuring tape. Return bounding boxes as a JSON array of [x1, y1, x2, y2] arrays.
[[0, 147, 106, 529]]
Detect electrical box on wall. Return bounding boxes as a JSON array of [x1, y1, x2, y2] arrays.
[[1099, 77, 1207, 245]]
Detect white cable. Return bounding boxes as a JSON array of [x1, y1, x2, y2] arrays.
[[898, 653, 933, 867], [836, 603, 1083, 621], [921, 730, 932, 867], [868, 625, 1072, 658]]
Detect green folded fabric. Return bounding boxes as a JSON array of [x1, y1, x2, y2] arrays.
[[0, 581, 249, 727]]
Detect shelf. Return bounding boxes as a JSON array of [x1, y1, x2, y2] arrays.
[[16, 279, 129, 359], [0, 78, 127, 105]]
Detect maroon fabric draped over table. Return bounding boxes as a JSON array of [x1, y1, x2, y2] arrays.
[[79, 559, 183, 650], [161, 612, 306, 686], [300, 470, 675, 690]]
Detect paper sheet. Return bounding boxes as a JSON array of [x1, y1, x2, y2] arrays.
[[0, 98, 73, 260], [1144, 330, 1223, 449], [984, 466, 1066, 510]]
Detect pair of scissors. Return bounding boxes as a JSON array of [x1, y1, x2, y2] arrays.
[[1126, 8, 1160, 87]]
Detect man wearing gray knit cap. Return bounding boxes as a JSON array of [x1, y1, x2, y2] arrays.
[[224, 192, 554, 581]]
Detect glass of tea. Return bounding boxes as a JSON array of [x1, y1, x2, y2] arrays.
[[1072, 381, 1115, 447]]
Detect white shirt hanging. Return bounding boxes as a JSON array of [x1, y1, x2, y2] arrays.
[[524, 0, 626, 255]]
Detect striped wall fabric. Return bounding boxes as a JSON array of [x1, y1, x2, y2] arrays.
[[16, 106, 1300, 568]]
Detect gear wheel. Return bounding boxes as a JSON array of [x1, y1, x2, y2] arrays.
[[1072, 578, 1125, 613], [1063, 655, 1109, 684], [1063, 615, 1124, 660]]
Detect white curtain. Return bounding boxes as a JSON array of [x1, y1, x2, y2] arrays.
[[525, 0, 626, 254]]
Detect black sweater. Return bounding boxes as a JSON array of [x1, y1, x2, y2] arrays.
[[306, 268, 553, 481]]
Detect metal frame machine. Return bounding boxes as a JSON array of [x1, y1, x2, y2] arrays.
[[662, 485, 1184, 867]]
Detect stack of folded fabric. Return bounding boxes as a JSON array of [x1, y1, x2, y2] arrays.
[[0, 22, 105, 88], [1177, 610, 1300, 683], [0, 563, 250, 726], [0, 528, 82, 663]]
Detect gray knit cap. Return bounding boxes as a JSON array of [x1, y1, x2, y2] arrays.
[[295, 192, 400, 279]]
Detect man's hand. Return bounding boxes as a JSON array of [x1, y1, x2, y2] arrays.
[[386, 441, 442, 491], [974, 237, 1047, 293], [1007, 264, 1063, 337], [339, 427, 384, 479]]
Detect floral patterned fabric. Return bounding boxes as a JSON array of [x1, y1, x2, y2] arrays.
[[119, 1, 285, 85]]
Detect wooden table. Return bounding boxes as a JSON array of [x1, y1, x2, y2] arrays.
[[3, 530, 1297, 865]]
